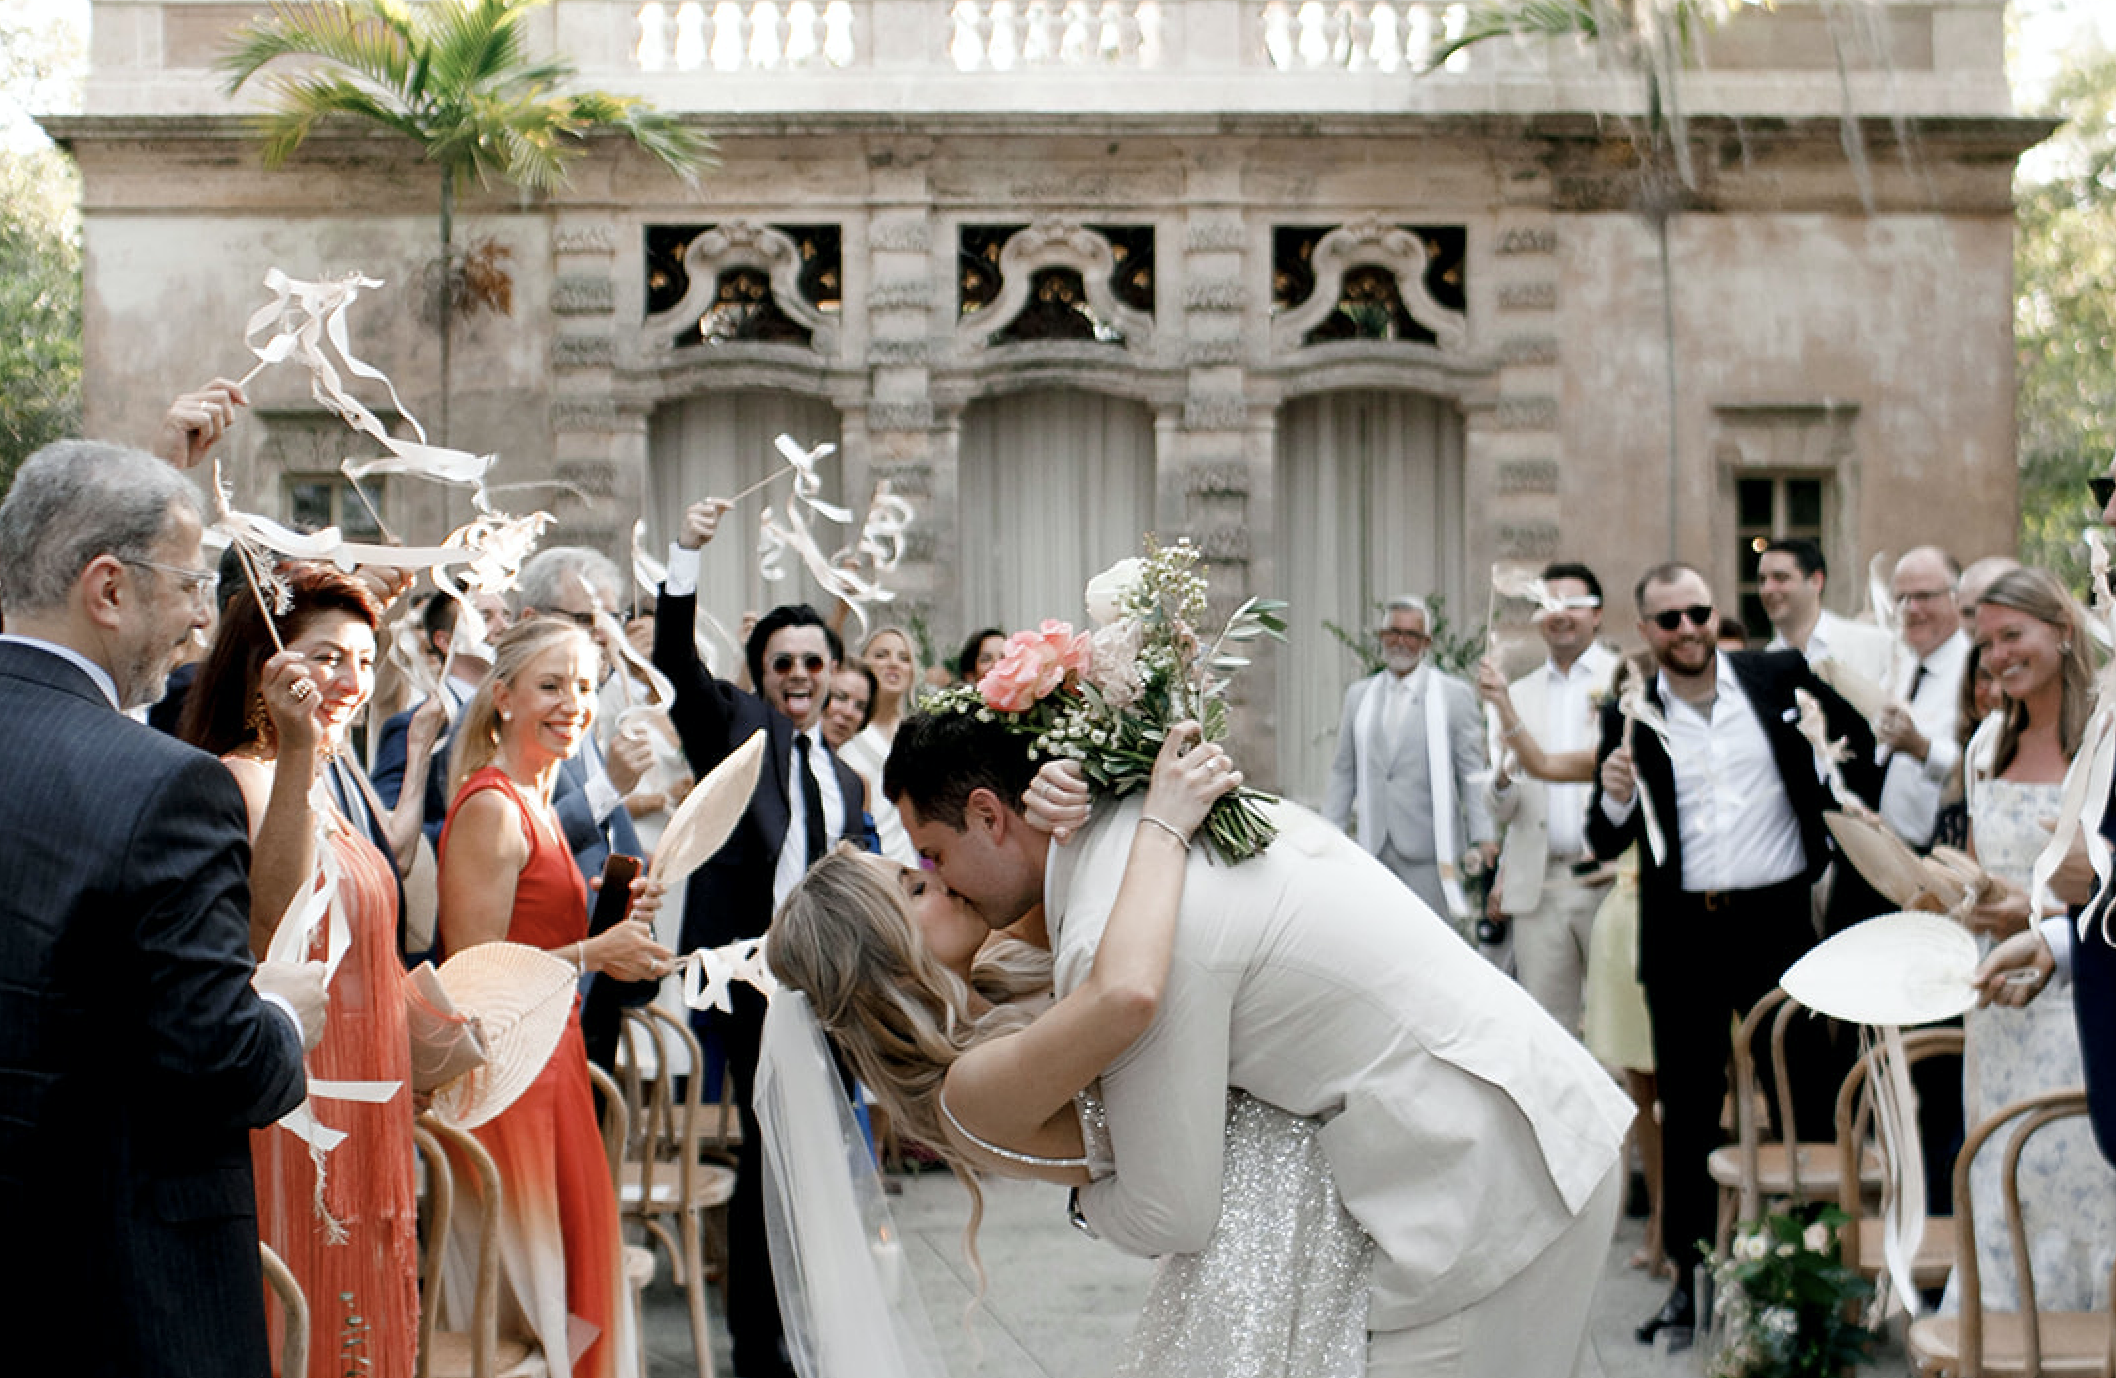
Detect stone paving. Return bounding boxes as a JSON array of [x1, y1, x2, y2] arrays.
[[636, 1164, 1920, 1378]]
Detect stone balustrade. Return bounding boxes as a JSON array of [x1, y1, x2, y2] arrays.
[[81, 0, 2015, 119]]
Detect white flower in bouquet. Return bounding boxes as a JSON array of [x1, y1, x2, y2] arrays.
[[1084, 556, 1147, 626], [1087, 620, 1147, 710]]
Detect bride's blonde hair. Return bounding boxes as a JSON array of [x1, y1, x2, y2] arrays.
[[768, 847, 1050, 1274]]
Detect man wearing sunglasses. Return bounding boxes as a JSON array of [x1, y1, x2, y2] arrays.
[[1483, 562, 1620, 1032], [654, 495, 868, 1378], [1586, 561, 1879, 1348]]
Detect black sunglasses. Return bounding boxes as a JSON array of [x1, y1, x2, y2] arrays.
[[1649, 604, 1714, 632], [2091, 476, 2115, 510], [770, 653, 829, 676]]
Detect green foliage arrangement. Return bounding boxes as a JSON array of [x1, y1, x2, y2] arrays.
[[1706, 1205, 1877, 1378]]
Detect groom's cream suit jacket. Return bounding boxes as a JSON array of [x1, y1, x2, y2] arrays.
[[1049, 796, 1634, 1333]]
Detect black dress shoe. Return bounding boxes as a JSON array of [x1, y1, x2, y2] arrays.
[[1635, 1284, 1694, 1344]]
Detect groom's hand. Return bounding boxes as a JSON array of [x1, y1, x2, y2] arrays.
[[679, 497, 733, 550]]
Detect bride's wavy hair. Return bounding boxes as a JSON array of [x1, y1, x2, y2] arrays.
[[768, 847, 1048, 1274]]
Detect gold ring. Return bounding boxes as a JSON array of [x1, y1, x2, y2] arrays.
[[289, 681, 313, 700]]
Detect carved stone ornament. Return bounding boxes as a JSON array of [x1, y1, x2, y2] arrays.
[[1270, 217, 1468, 355], [642, 219, 840, 355], [956, 218, 1155, 353]]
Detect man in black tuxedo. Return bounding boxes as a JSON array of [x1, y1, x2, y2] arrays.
[[1974, 465, 2116, 1163], [0, 440, 324, 1378], [1588, 561, 1879, 1344], [653, 496, 866, 1378]]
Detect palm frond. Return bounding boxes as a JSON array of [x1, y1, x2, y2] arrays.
[[249, 72, 426, 166], [1423, 0, 1599, 69], [219, 0, 416, 97]]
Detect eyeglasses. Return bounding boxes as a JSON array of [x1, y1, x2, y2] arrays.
[[1648, 604, 1714, 632], [122, 557, 218, 604], [2091, 476, 2115, 510], [1377, 628, 1429, 643], [1896, 587, 1955, 605], [770, 653, 829, 676]]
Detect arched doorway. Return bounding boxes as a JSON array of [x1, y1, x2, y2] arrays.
[[1274, 388, 1467, 804]]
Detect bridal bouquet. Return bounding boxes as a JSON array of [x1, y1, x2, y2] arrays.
[[930, 537, 1286, 863]]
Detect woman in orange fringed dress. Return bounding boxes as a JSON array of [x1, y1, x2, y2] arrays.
[[436, 619, 671, 1378], [180, 563, 419, 1378]]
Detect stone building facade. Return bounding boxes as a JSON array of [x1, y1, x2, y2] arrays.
[[56, 0, 2045, 797]]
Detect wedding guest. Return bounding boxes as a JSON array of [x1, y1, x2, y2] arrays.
[[957, 626, 1005, 685], [1945, 568, 2116, 1313], [437, 618, 671, 1378], [0, 440, 318, 1378], [179, 561, 419, 1378], [839, 625, 921, 863]]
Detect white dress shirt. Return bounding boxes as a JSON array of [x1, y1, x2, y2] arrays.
[[1879, 630, 1968, 848], [772, 731, 846, 906], [1539, 645, 1615, 856], [1657, 656, 1807, 893]]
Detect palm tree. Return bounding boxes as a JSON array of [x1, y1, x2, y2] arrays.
[[220, 0, 716, 443]]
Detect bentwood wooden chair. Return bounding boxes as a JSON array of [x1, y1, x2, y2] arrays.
[[414, 1116, 549, 1378], [260, 1241, 309, 1378], [588, 1059, 660, 1375], [1906, 1089, 2114, 1377], [618, 1003, 736, 1377], [1835, 1028, 1963, 1313], [1708, 988, 1882, 1255]]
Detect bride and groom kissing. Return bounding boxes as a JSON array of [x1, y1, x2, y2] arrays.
[[769, 703, 1636, 1378]]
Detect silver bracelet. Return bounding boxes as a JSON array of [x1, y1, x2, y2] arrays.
[[1140, 813, 1191, 848]]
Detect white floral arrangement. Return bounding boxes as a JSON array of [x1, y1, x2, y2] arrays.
[[1706, 1207, 1874, 1378], [927, 537, 1286, 863]]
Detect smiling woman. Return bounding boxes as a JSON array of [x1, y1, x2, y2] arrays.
[[176, 561, 419, 1378]]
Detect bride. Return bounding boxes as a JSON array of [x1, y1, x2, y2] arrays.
[[763, 724, 1372, 1377]]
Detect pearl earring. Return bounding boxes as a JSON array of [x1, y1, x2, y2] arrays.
[[500, 710, 512, 722], [2062, 642, 2074, 654]]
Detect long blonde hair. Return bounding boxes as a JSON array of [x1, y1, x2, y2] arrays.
[[768, 848, 1047, 1276], [447, 619, 598, 801]]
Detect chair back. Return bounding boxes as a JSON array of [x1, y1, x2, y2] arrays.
[[1951, 1088, 2101, 1377], [1733, 987, 1804, 1215], [1834, 1027, 1963, 1308], [618, 1003, 709, 1208], [260, 1240, 309, 1378], [415, 1114, 506, 1378], [587, 1059, 629, 1186]]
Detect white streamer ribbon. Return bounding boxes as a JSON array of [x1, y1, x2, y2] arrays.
[[677, 937, 781, 1013], [1617, 681, 1671, 868]]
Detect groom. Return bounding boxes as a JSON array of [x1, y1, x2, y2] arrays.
[[885, 710, 1635, 1378]]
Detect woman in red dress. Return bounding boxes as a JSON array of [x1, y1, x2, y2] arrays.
[[180, 563, 419, 1378], [437, 618, 671, 1378]]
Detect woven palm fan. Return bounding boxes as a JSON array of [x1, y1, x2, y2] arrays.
[[1826, 810, 1949, 911], [427, 942, 578, 1130], [1812, 656, 1890, 726], [1780, 911, 1981, 1028], [652, 728, 768, 884]]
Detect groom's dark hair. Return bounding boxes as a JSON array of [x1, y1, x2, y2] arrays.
[[884, 708, 1040, 829]]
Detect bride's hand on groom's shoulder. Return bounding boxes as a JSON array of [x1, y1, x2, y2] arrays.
[[1141, 723, 1243, 846], [1023, 760, 1093, 843]]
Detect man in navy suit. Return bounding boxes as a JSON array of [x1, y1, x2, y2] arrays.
[[1588, 561, 1878, 1344], [0, 440, 323, 1378], [1974, 464, 2116, 1163], [654, 496, 866, 1378]]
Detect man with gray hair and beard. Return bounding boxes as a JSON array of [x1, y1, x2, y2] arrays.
[[1324, 595, 1495, 922], [0, 441, 324, 1377]]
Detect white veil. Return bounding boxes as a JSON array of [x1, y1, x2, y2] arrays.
[[754, 991, 950, 1378]]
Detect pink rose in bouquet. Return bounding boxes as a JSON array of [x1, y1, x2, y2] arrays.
[[978, 621, 1091, 712]]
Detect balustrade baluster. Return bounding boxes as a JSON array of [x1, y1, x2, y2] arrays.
[[1368, 0, 1399, 72], [1262, 0, 1294, 69], [636, 1, 669, 69], [1023, 0, 1055, 65], [990, 0, 1021, 69], [1060, 0, 1093, 64], [1136, 0, 1162, 67], [750, 0, 784, 65], [951, 0, 987, 70], [785, 0, 818, 64], [823, 0, 856, 64]]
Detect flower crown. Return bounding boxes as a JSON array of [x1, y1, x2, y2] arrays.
[[929, 538, 1285, 863]]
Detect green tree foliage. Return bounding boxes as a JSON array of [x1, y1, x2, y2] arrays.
[[219, 0, 716, 441], [0, 0, 84, 492], [2015, 44, 2116, 585]]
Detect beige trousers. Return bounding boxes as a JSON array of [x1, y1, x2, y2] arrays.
[[1366, 1160, 1622, 1378]]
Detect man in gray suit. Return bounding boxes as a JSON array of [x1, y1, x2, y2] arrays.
[[1323, 596, 1495, 920], [0, 440, 323, 1378]]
